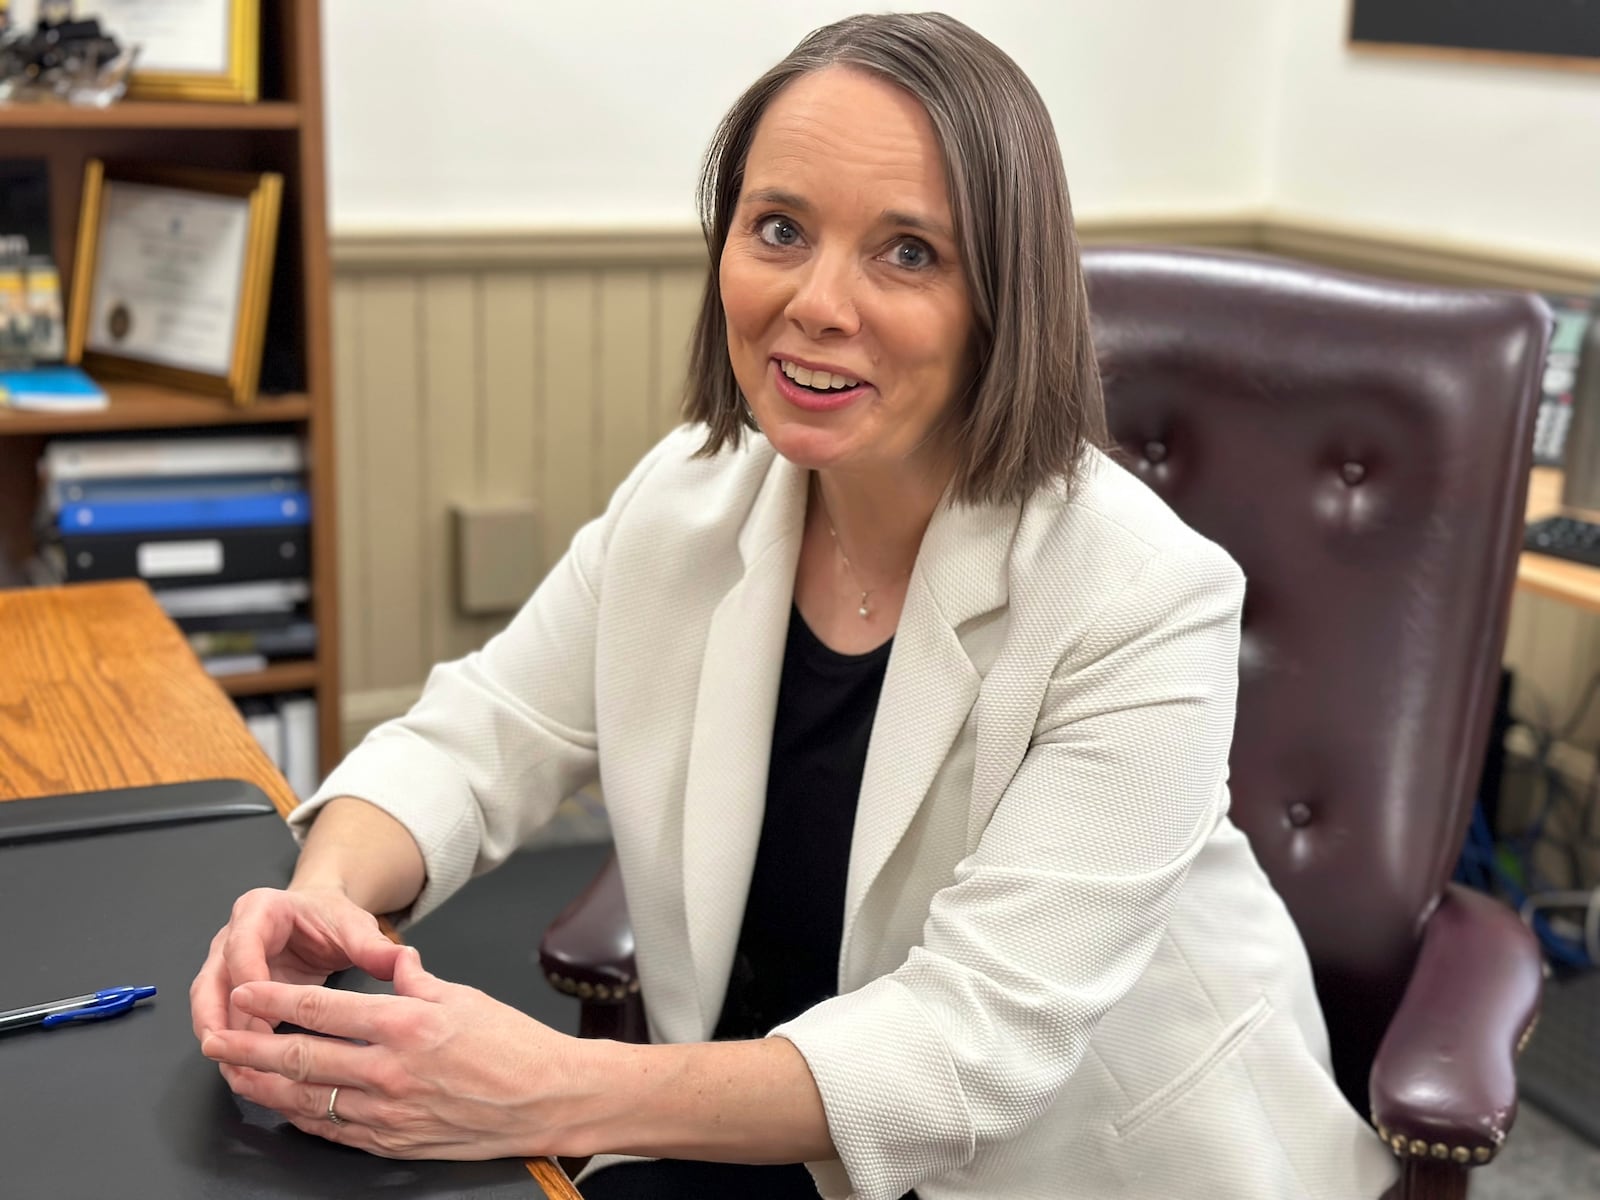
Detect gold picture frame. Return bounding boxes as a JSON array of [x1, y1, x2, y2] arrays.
[[67, 160, 283, 407], [92, 0, 262, 103]]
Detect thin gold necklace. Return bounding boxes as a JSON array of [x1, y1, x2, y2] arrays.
[[813, 479, 911, 619]]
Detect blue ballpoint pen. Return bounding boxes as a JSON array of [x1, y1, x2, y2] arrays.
[[0, 986, 157, 1033]]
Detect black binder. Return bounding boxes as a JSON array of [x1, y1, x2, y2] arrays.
[[52, 524, 311, 588], [0, 782, 537, 1198]]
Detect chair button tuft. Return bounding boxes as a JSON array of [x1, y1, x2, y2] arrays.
[[1341, 461, 1366, 486], [1287, 802, 1313, 828], [1143, 440, 1168, 465]]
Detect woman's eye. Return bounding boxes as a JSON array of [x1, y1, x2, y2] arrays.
[[891, 238, 935, 270], [757, 216, 802, 247]]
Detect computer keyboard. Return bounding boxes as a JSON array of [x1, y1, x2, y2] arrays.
[[1525, 515, 1600, 568]]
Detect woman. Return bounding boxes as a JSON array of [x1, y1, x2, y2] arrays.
[[190, 14, 1397, 1200]]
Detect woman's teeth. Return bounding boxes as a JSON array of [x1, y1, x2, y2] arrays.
[[780, 360, 860, 391]]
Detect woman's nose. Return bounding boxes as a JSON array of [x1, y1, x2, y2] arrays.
[[784, 252, 861, 339]]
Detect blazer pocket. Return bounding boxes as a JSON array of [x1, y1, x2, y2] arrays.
[[1112, 995, 1273, 1141]]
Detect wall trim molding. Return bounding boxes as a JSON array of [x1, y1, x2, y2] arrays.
[[332, 227, 709, 270], [332, 212, 1600, 294], [1252, 213, 1600, 296]]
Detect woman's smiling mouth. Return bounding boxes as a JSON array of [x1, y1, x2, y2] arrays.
[[770, 357, 874, 411]]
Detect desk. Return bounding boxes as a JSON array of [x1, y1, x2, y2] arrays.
[[0, 581, 579, 1200], [1519, 466, 1600, 614]]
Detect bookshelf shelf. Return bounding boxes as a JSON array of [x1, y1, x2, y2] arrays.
[[0, 101, 300, 130], [218, 659, 320, 698], [0, 382, 312, 436]]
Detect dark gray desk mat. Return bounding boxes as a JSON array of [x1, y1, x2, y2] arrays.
[[0, 781, 538, 1198]]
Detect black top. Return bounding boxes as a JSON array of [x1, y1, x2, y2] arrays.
[[712, 603, 893, 1041], [575, 608, 911, 1199]]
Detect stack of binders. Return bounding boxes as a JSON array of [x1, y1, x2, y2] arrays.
[[36, 434, 315, 677]]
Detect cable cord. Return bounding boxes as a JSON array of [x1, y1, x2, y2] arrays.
[[1460, 670, 1600, 970]]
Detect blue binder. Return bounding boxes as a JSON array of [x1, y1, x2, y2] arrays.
[[57, 491, 312, 535]]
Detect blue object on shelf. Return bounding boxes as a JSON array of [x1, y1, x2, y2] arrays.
[[57, 491, 312, 534], [0, 365, 108, 412]]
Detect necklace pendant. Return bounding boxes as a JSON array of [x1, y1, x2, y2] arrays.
[[858, 593, 871, 619]]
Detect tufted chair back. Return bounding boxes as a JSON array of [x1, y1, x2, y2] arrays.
[[1081, 246, 1547, 1110]]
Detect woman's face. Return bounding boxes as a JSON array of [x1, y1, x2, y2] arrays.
[[719, 67, 973, 481]]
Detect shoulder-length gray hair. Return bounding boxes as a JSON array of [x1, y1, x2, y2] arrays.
[[683, 11, 1106, 505]]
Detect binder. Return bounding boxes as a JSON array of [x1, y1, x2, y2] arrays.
[[41, 435, 305, 482], [57, 490, 310, 535], [187, 621, 317, 660], [202, 654, 270, 677], [151, 578, 310, 619], [280, 693, 319, 802], [48, 473, 305, 512], [174, 606, 310, 635], [53, 524, 309, 587], [238, 699, 285, 769]]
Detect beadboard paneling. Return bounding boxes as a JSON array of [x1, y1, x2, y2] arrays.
[[332, 250, 709, 744]]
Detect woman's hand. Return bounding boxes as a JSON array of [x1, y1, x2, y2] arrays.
[[199, 947, 582, 1160], [190, 886, 405, 1040]]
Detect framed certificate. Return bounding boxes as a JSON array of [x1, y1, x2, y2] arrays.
[[67, 160, 282, 406], [83, 0, 261, 102]]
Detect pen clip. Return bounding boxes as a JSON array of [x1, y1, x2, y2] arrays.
[[39, 986, 157, 1029]]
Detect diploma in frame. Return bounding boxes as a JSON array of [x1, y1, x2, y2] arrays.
[[67, 160, 282, 407], [90, 0, 261, 103]]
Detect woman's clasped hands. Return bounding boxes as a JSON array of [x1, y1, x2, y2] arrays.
[[191, 886, 584, 1160]]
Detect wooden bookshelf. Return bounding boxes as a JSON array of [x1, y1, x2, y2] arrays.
[[0, 0, 342, 776], [218, 659, 320, 698]]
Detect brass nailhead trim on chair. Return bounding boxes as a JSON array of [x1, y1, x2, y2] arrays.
[[1371, 1113, 1499, 1165], [1517, 1015, 1539, 1056], [546, 971, 639, 1002], [1367, 1009, 1538, 1166]]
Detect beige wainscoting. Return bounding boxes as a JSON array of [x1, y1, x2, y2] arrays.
[[330, 218, 1600, 785], [331, 230, 708, 746]]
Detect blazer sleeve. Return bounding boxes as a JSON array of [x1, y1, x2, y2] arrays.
[[287, 433, 682, 924], [772, 538, 1246, 1200]]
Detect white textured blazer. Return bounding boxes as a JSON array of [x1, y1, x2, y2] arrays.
[[292, 426, 1397, 1200]]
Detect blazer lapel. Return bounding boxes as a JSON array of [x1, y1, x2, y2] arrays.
[[679, 451, 808, 1036], [841, 495, 1018, 965]]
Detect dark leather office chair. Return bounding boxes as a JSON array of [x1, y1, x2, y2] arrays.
[[541, 247, 1549, 1199]]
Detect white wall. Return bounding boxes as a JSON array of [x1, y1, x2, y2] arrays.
[[325, 2, 1600, 265], [1268, 0, 1600, 263], [323, 0, 1280, 231]]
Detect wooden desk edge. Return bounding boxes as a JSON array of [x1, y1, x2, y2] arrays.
[[1518, 467, 1600, 612], [528, 1159, 583, 1198]]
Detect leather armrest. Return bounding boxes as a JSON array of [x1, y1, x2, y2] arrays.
[[538, 850, 639, 1005], [1369, 883, 1543, 1166]]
